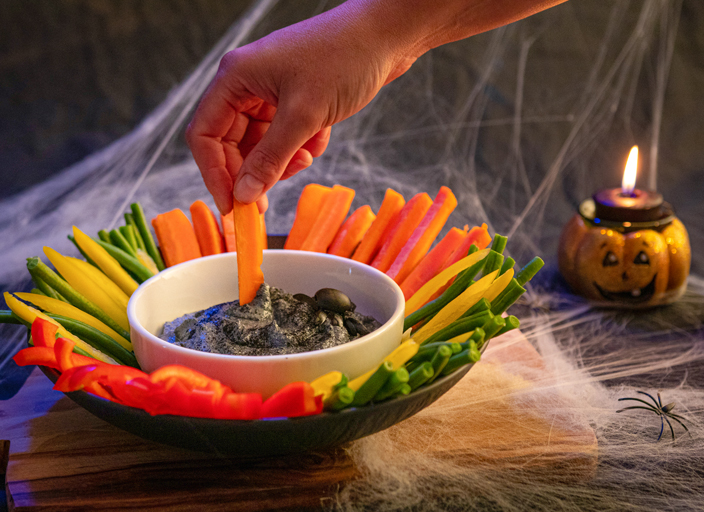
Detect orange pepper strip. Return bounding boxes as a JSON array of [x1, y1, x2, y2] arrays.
[[221, 211, 237, 252], [284, 184, 332, 250], [299, 185, 356, 253], [190, 200, 225, 256], [399, 226, 467, 300], [151, 209, 202, 267], [233, 199, 264, 305], [327, 205, 377, 258], [352, 188, 405, 264], [386, 186, 458, 284], [371, 193, 433, 273]]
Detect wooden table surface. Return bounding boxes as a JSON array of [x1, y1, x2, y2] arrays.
[[1, 331, 597, 511]]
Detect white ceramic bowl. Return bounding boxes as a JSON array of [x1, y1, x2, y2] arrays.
[[127, 250, 405, 398]]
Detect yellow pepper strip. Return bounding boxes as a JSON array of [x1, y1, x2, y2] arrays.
[[73, 226, 139, 295], [44, 247, 130, 331], [15, 292, 132, 351], [4, 292, 118, 364], [310, 371, 345, 401], [446, 331, 472, 345], [136, 248, 159, 275], [412, 270, 498, 344], [405, 248, 490, 316], [482, 268, 514, 303], [348, 340, 420, 392], [68, 257, 129, 310]]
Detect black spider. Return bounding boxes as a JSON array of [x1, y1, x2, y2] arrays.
[[617, 391, 690, 442]]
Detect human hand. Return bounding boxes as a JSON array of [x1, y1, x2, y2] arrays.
[[185, 1, 419, 214]]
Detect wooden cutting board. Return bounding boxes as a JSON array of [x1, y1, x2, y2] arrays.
[[1, 331, 597, 511]]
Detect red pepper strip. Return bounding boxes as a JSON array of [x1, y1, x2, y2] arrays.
[[262, 382, 323, 419], [12, 346, 97, 370], [32, 317, 58, 348], [218, 392, 263, 420], [53, 364, 116, 401], [54, 337, 76, 372], [150, 365, 226, 392]]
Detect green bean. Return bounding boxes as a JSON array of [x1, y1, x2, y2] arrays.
[[403, 253, 489, 331], [125, 213, 146, 251], [490, 234, 508, 254], [98, 230, 111, 243], [490, 278, 526, 315], [30, 288, 46, 296], [31, 274, 66, 301], [481, 315, 506, 341], [110, 229, 137, 258], [459, 327, 485, 351], [131, 203, 165, 271], [374, 368, 410, 402], [324, 386, 355, 411], [119, 225, 138, 252], [461, 297, 491, 318], [516, 257, 544, 286], [395, 384, 411, 397], [48, 314, 139, 367], [95, 239, 154, 283], [441, 349, 473, 376], [410, 342, 462, 363], [421, 310, 493, 345], [26, 257, 130, 340], [350, 361, 394, 407], [500, 257, 516, 276], [482, 250, 505, 277], [0, 310, 23, 324], [408, 362, 434, 390], [427, 345, 452, 384], [496, 315, 520, 336]]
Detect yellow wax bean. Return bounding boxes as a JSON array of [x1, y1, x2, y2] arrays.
[[136, 248, 159, 275], [482, 268, 514, 302], [348, 340, 419, 392], [4, 292, 118, 364], [412, 270, 498, 344], [44, 247, 130, 331], [446, 331, 472, 345], [15, 292, 132, 351], [73, 226, 138, 295], [68, 257, 129, 309], [405, 249, 490, 316], [310, 371, 345, 401]]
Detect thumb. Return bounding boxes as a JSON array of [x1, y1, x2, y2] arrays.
[[234, 107, 319, 204]]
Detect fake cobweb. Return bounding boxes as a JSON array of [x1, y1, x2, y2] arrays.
[[2, 0, 704, 510]]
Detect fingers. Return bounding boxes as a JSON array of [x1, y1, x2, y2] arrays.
[[234, 106, 321, 204], [302, 126, 331, 157]]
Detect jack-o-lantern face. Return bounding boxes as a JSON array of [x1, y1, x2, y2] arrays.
[[558, 215, 690, 306]]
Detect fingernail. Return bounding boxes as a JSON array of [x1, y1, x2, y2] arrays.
[[234, 174, 265, 204]]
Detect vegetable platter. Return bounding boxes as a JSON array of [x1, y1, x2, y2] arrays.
[[1, 183, 543, 454]]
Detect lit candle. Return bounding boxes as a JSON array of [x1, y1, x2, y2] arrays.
[[592, 146, 666, 223]]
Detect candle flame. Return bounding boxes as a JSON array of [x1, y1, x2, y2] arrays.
[[621, 145, 638, 195]]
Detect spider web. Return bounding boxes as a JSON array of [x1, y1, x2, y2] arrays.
[[1, 1, 703, 510]]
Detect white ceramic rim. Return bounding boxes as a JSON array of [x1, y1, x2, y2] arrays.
[[127, 250, 406, 364]]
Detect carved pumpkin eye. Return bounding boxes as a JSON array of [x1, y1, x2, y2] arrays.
[[602, 251, 618, 267], [634, 251, 650, 265]]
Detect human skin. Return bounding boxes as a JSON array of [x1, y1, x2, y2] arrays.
[[186, 0, 567, 215]]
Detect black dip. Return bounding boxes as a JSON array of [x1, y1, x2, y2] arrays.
[[160, 283, 382, 356]]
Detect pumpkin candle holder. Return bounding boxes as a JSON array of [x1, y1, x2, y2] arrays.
[[558, 147, 691, 307]]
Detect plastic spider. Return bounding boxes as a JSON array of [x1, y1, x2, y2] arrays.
[[617, 391, 690, 442]]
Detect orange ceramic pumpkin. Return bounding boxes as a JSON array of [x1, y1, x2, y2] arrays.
[[558, 215, 690, 306]]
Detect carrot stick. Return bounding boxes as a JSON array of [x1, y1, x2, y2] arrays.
[[351, 189, 405, 264], [370, 193, 433, 273], [327, 206, 377, 258], [386, 187, 457, 284], [233, 199, 264, 305], [299, 185, 356, 253], [260, 213, 268, 251], [221, 211, 237, 252], [151, 209, 202, 268], [399, 226, 467, 300], [427, 223, 492, 301], [190, 200, 225, 257], [284, 184, 332, 250]]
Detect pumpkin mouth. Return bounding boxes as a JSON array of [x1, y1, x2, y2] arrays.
[[594, 274, 657, 303]]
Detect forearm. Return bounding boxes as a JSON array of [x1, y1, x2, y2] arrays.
[[344, 0, 568, 59]]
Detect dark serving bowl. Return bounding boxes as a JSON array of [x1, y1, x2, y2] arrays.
[[41, 361, 475, 457]]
